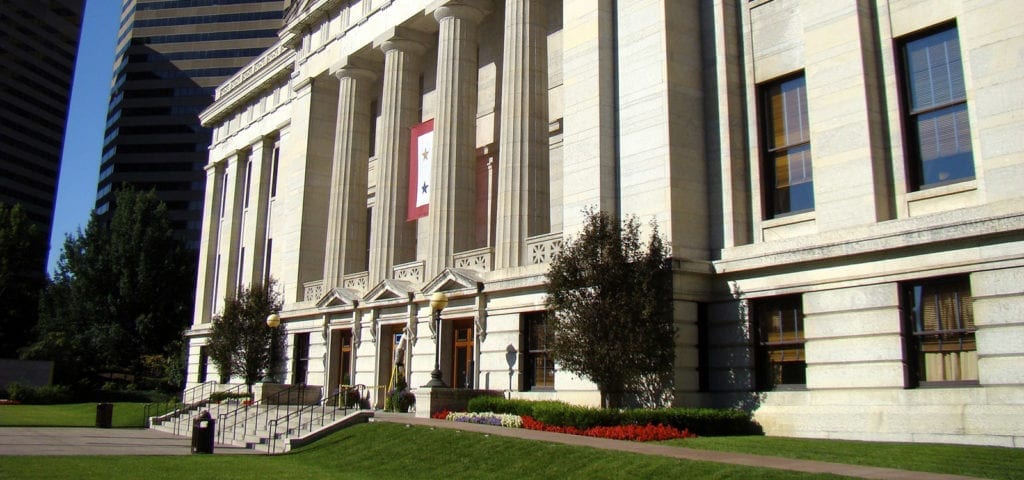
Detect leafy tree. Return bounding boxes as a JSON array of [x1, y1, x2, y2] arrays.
[[545, 208, 674, 409], [25, 187, 195, 388], [0, 203, 47, 355], [207, 280, 284, 392]]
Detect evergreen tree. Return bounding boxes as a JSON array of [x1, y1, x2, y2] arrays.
[[207, 280, 284, 392], [0, 203, 47, 356], [25, 188, 195, 388], [545, 208, 674, 408]]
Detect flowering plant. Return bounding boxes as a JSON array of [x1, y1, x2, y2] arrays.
[[521, 415, 696, 441], [445, 411, 523, 428]]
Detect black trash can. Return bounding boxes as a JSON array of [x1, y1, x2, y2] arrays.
[[95, 403, 113, 428], [191, 411, 215, 454]]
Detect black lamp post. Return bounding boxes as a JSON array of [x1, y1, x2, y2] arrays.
[[266, 313, 281, 383], [423, 292, 448, 388]]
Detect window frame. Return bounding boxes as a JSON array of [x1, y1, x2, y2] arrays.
[[291, 332, 311, 385], [522, 312, 555, 391], [901, 275, 978, 387], [896, 22, 975, 191], [760, 72, 814, 218], [753, 295, 807, 391]]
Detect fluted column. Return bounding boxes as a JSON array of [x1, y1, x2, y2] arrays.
[[323, 62, 377, 291], [369, 30, 427, 285], [494, 0, 549, 269], [426, 1, 489, 278]]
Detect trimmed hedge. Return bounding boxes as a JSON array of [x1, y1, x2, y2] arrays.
[[466, 397, 566, 417], [3, 383, 74, 405], [465, 397, 761, 436]]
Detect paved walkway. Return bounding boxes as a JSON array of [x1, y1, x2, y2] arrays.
[[0, 427, 257, 456], [0, 418, 982, 479]]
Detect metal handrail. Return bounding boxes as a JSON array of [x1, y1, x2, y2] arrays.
[[268, 385, 362, 454], [143, 381, 217, 429], [216, 383, 306, 443]]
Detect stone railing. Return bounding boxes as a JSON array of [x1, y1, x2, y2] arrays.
[[454, 247, 493, 271], [302, 280, 323, 302], [343, 271, 369, 292], [393, 260, 424, 284], [526, 232, 563, 265]]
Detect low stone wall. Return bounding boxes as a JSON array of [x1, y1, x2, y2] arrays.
[[255, 383, 322, 405], [413, 388, 502, 418]]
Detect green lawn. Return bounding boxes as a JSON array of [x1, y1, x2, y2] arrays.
[[0, 403, 159, 428], [667, 435, 1024, 480], [3, 404, 1023, 479], [0, 422, 842, 480]]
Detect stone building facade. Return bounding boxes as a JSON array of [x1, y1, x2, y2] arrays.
[[186, 0, 1024, 447]]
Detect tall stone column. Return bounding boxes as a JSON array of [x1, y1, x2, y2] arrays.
[[426, 1, 489, 278], [494, 0, 549, 269], [369, 29, 428, 285], [323, 61, 377, 291]]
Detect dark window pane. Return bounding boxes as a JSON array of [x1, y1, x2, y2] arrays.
[[902, 26, 974, 190], [763, 74, 813, 217]]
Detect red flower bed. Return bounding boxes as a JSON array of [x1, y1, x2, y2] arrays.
[[432, 409, 451, 420], [521, 416, 695, 442]]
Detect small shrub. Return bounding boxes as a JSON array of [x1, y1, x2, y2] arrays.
[[4, 383, 74, 404]]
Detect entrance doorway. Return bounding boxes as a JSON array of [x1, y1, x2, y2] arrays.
[[451, 319, 474, 389], [328, 329, 353, 393]]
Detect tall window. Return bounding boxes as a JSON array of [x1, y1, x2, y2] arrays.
[[762, 74, 813, 217], [900, 25, 974, 190], [198, 346, 209, 383], [219, 171, 229, 218], [292, 332, 311, 385], [243, 158, 253, 209], [523, 312, 554, 390], [755, 296, 806, 390], [903, 276, 977, 385], [270, 142, 280, 198], [263, 238, 273, 285]]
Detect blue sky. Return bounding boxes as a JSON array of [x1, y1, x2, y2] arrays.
[[48, 0, 121, 274]]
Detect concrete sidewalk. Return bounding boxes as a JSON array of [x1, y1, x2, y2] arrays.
[[0, 427, 258, 456], [373, 413, 982, 480]]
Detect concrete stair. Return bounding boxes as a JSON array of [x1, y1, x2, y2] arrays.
[[149, 401, 373, 454]]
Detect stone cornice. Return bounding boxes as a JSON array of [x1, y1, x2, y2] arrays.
[[715, 203, 1024, 275], [199, 42, 296, 127]]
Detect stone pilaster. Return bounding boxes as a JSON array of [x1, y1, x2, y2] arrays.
[[426, 1, 489, 278], [193, 161, 225, 325], [369, 30, 428, 285], [323, 61, 378, 291], [217, 151, 247, 304], [494, 0, 549, 269], [243, 137, 274, 286], [561, 0, 618, 235]]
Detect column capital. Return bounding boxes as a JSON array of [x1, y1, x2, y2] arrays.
[[374, 26, 432, 55], [430, 0, 491, 25], [331, 55, 380, 83]]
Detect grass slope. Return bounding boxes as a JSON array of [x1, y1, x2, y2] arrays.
[[668, 436, 1024, 480], [0, 423, 841, 480], [0, 403, 151, 428]]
